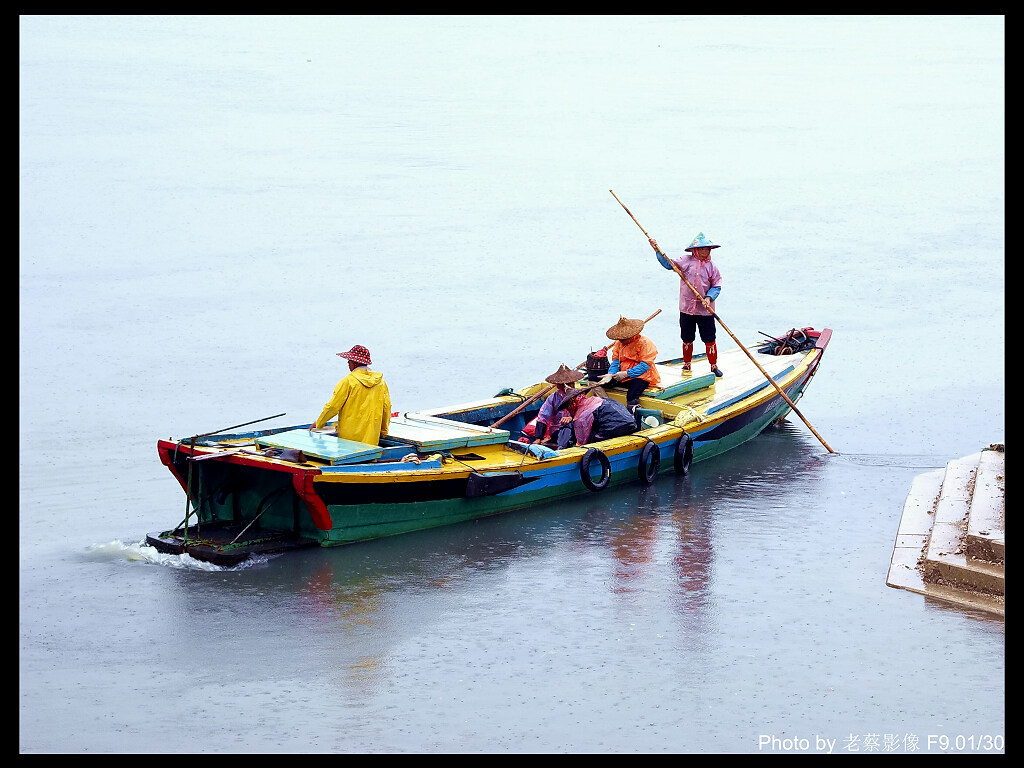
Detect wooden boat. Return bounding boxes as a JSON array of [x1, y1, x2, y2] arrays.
[[147, 327, 832, 566]]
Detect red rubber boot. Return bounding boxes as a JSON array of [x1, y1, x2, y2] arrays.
[[706, 342, 723, 377]]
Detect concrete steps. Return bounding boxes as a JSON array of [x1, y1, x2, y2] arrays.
[[887, 444, 1004, 618]]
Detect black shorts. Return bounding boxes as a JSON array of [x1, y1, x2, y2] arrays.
[[679, 312, 716, 344]]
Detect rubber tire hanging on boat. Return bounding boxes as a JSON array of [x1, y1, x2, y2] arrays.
[[674, 433, 694, 476], [580, 447, 611, 492], [637, 440, 660, 484]]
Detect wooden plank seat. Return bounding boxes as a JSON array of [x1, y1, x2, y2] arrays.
[[648, 370, 718, 400], [600, 368, 717, 401], [385, 413, 510, 451]]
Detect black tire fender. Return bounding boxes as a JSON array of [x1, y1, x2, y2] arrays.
[[637, 440, 660, 484], [674, 433, 694, 476], [580, 447, 611, 491]]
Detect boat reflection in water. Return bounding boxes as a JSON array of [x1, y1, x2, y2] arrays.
[[285, 420, 824, 636], [142, 421, 826, 704], [575, 421, 827, 614]]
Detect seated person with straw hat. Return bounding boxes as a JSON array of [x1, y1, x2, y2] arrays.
[[552, 387, 637, 449], [594, 315, 661, 413], [530, 363, 585, 447]]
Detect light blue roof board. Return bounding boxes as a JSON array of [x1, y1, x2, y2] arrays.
[[255, 429, 384, 465], [385, 414, 510, 451], [403, 413, 511, 446]]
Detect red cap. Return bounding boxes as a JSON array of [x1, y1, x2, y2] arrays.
[[337, 344, 371, 365]]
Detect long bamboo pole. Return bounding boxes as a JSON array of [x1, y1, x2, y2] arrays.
[[609, 190, 836, 454]]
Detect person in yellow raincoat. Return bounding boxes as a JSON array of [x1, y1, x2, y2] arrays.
[[310, 344, 391, 445], [594, 315, 661, 412]]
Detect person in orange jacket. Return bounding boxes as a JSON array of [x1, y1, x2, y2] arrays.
[[309, 344, 392, 445], [594, 315, 661, 411]]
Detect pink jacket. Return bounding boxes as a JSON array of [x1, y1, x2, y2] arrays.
[[667, 252, 722, 316]]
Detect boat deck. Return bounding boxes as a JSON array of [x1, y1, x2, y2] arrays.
[[595, 344, 815, 422]]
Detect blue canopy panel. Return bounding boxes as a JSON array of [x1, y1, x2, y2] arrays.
[[256, 429, 384, 465], [385, 413, 510, 451]]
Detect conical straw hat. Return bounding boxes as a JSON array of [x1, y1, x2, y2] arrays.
[[545, 363, 585, 384], [685, 232, 720, 251], [605, 315, 645, 341]]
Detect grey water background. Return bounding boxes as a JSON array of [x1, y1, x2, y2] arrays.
[[19, 15, 1004, 753]]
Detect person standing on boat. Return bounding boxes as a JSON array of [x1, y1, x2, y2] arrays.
[[649, 232, 724, 377], [309, 344, 392, 445], [594, 315, 662, 411], [531, 364, 586, 446]]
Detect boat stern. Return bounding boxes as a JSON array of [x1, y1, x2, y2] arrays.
[[153, 437, 330, 565]]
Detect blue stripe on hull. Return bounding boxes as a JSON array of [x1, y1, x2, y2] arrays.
[[689, 372, 811, 462], [320, 436, 679, 544]]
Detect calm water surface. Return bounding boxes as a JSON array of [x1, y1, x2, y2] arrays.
[[20, 16, 1003, 753]]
